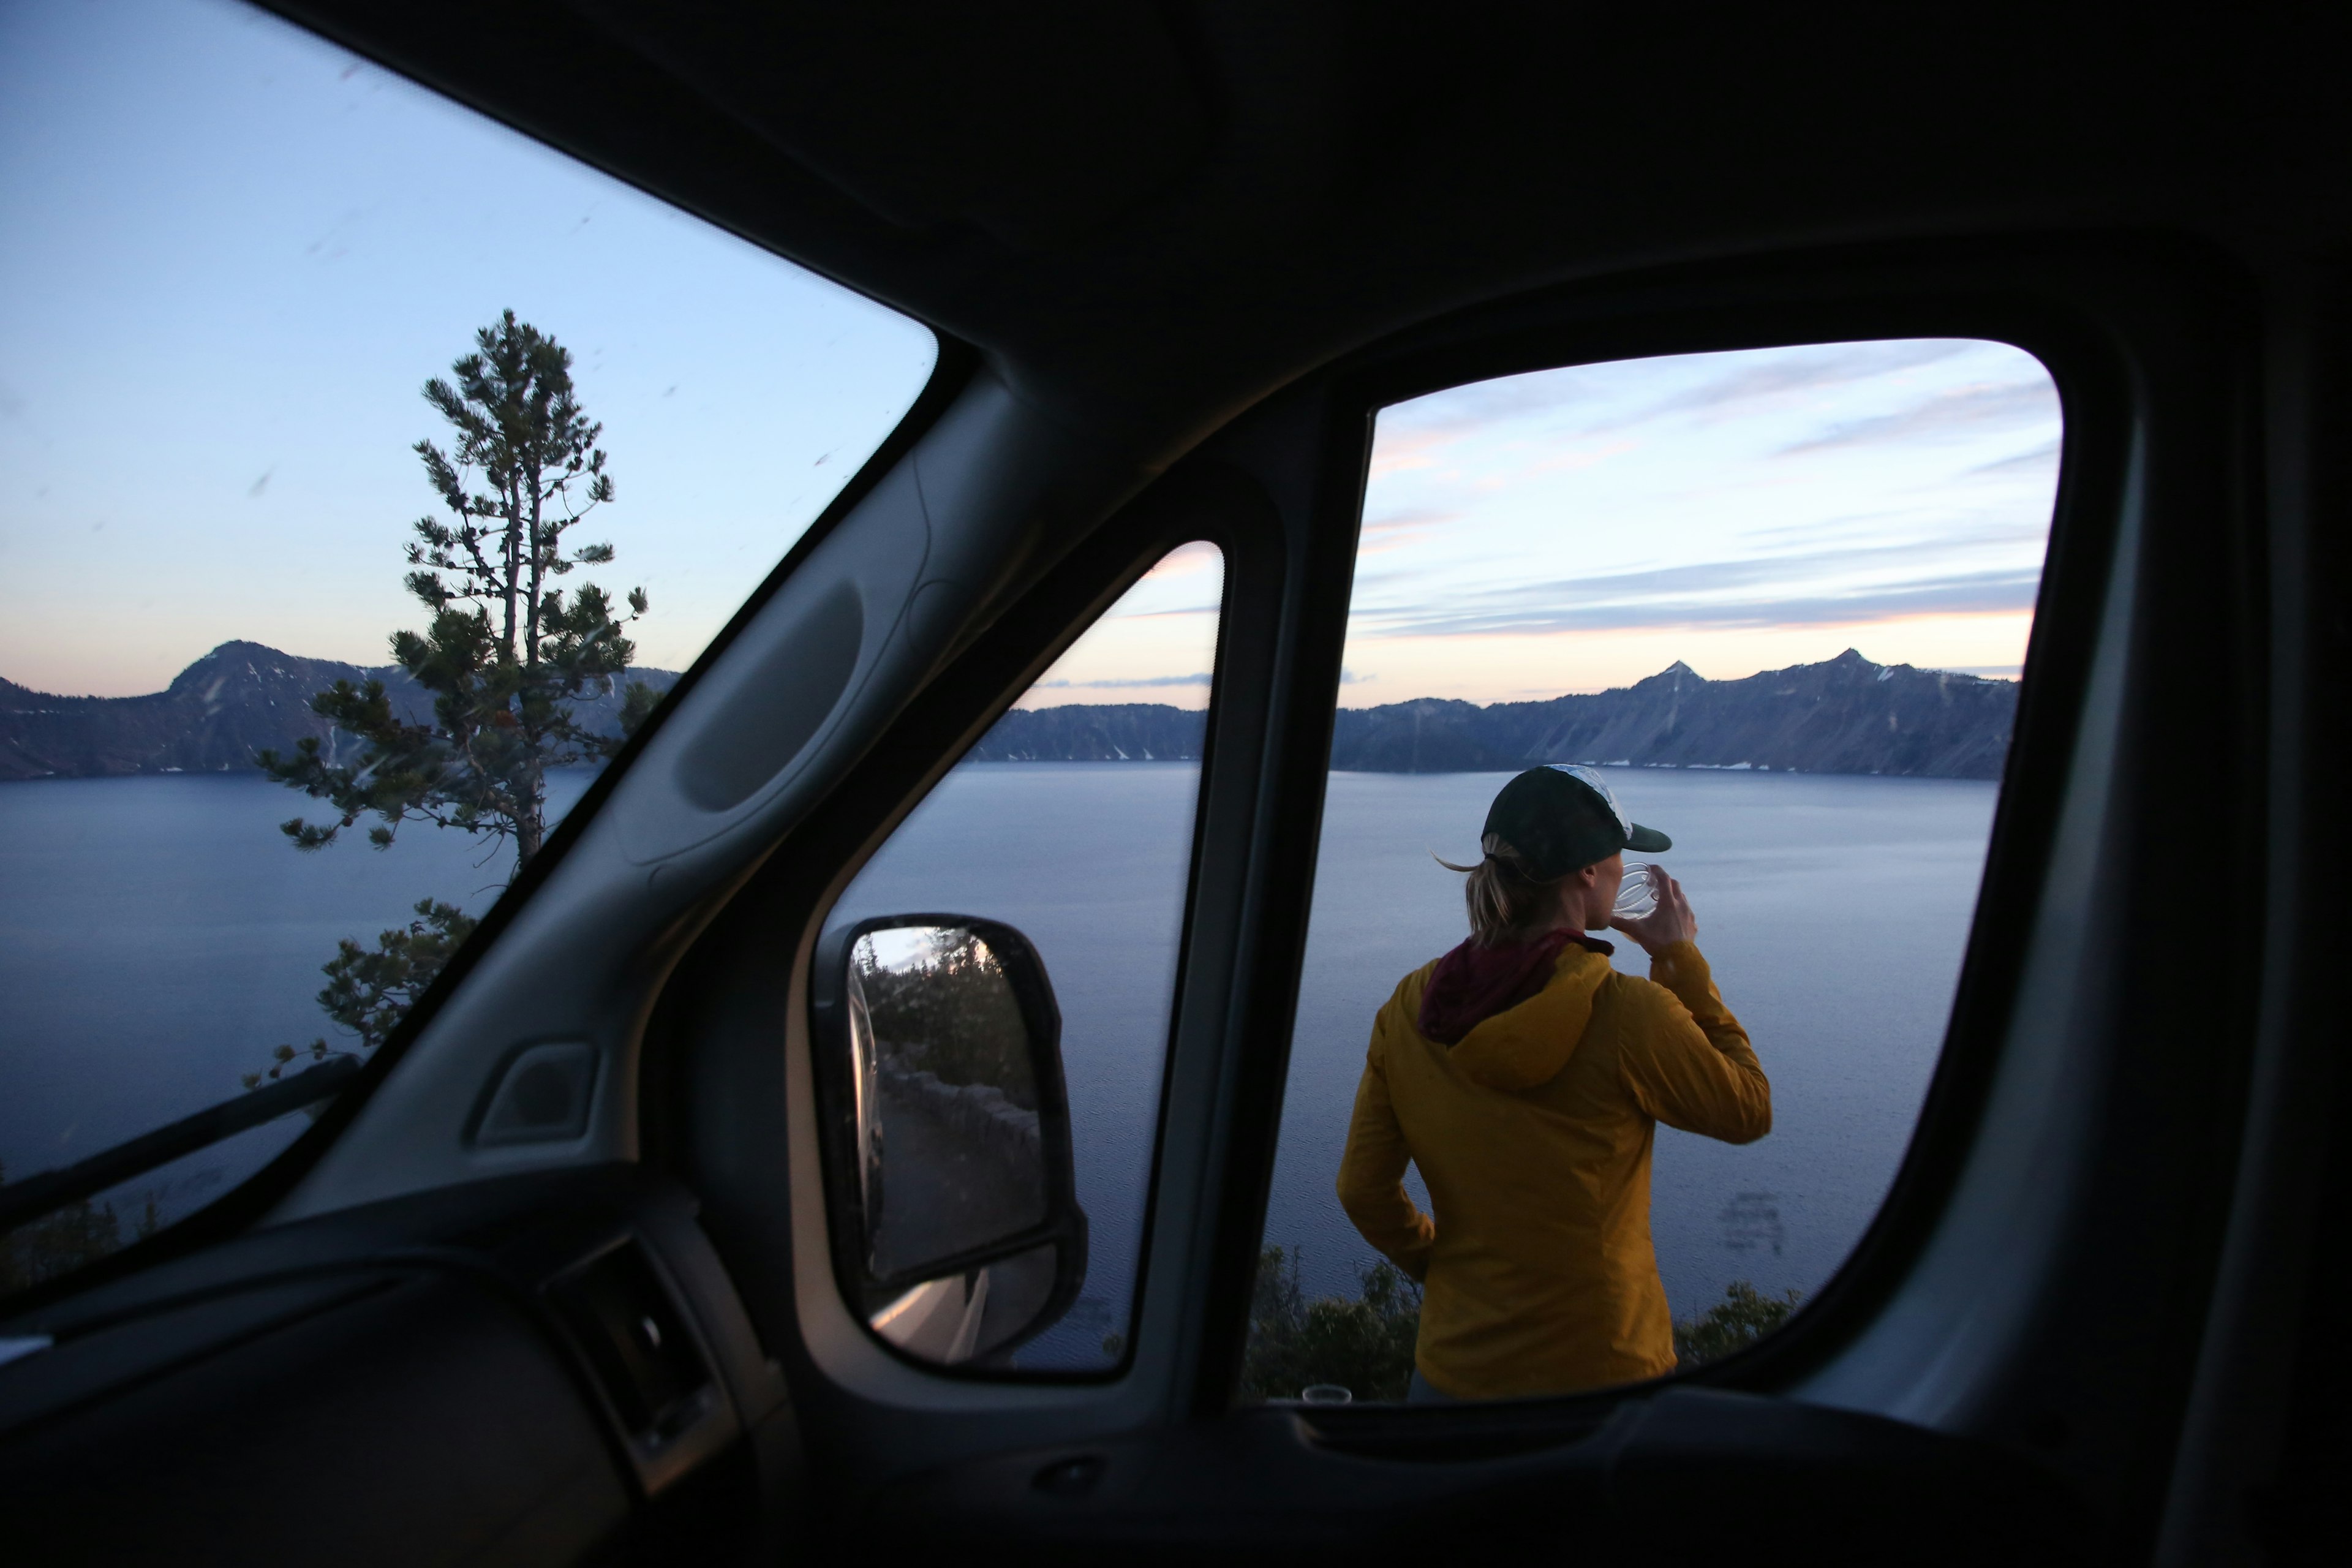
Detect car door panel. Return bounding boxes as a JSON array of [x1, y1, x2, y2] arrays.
[[850, 1388, 2089, 1566], [0, 1167, 783, 1565]]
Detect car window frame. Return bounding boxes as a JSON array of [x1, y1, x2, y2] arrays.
[[1188, 268, 2161, 1419], [1220, 326, 2090, 1404]]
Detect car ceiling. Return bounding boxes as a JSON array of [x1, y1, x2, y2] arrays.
[[271, 0, 2348, 460]]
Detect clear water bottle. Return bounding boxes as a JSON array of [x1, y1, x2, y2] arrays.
[[1613, 863, 1660, 921]]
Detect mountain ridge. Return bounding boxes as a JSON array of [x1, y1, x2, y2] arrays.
[[0, 641, 680, 782], [978, 647, 2015, 779], [1, 644, 2015, 783]]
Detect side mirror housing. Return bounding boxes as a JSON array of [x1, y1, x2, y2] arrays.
[[809, 914, 1088, 1368]]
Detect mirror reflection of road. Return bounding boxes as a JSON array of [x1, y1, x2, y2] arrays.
[[874, 1084, 1060, 1357]]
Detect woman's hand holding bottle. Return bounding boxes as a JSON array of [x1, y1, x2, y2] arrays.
[[1612, 867, 1697, 955]]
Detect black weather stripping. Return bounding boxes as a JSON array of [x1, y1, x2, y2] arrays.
[[0, 1058, 359, 1235]]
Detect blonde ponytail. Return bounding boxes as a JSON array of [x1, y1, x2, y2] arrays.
[[1433, 834, 1572, 947]]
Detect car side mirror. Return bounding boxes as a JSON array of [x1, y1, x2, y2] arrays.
[[810, 914, 1088, 1368]]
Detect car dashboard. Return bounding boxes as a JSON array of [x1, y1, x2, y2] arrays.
[[0, 1167, 789, 1565]]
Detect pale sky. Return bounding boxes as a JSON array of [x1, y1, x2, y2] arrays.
[[3, 1, 2058, 714], [1341, 339, 2059, 703], [0, 0, 936, 696], [1027, 341, 2059, 710], [1014, 542, 1225, 710]]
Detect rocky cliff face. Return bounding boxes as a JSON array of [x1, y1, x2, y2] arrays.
[[1330, 650, 2018, 780], [0, 641, 679, 782], [967, 702, 1207, 762]]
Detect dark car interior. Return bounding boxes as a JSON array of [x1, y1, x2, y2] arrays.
[[4, 3, 2348, 1563]]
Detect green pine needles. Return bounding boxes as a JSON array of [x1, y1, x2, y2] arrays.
[[251, 314, 655, 1086], [258, 310, 657, 872], [243, 899, 478, 1088]]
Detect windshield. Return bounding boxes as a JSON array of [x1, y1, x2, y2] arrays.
[[0, 0, 938, 1290]]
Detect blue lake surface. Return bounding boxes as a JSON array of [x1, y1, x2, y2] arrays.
[[1267, 767, 1996, 1322], [2, 762, 1994, 1351], [0, 771, 592, 1215]]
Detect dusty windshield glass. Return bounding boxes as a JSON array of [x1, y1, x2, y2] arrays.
[[0, 0, 937, 1288]]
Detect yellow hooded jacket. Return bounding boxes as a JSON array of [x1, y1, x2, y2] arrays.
[[1336, 939, 1768, 1399]]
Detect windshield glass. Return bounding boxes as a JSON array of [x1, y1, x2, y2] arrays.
[[0, 0, 938, 1289]]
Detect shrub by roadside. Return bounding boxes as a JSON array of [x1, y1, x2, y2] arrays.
[[1240, 1243, 1803, 1401], [1675, 1280, 1803, 1368], [1241, 1245, 1420, 1403]]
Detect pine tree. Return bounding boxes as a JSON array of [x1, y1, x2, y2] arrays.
[[250, 314, 656, 1084], [244, 900, 477, 1085], [258, 310, 656, 873]]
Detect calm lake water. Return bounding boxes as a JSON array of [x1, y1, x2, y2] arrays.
[[0, 771, 593, 1222], [1267, 767, 1996, 1322], [3, 763, 1994, 1361]]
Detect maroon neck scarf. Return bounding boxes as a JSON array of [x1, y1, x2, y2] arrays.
[[1417, 928, 1615, 1046]]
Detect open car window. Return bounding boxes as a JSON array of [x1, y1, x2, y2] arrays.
[[1248, 340, 2060, 1403], [0, 0, 937, 1291]]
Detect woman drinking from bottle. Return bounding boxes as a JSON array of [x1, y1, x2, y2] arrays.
[[1336, 763, 1771, 1401]]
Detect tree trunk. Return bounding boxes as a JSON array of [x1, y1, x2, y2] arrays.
[[500, 470, 523, 662], [514, 758, 544, 870], [524, 456, 545, 669]]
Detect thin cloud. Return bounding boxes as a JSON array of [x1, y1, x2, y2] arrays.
[[1369, 341, 2008, 480], [1379, 339, 1980, 440], [1379, 369, 1615, 435], [1035, 673, 1212, 689], [1521, 437, 1637, 475], [1360, 506, 1461, 535], [1735, 508, 2052, 551], [1615, 340, 1980, 427], [1368, 426, 1453, 477], [1967, 437, 2063, 477], [1356, 565, 2043, 638], [1778, 380, 2057, 456], [1357, 505, 1462, 554], [1353, 535, 2040, 617]]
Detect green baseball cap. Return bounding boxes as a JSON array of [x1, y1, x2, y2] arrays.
[[1483, 764, 1672, 880]]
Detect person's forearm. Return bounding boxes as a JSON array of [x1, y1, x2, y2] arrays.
[[1643, 940, 1771, 1140], [1650, 941, 1750, 1050]]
